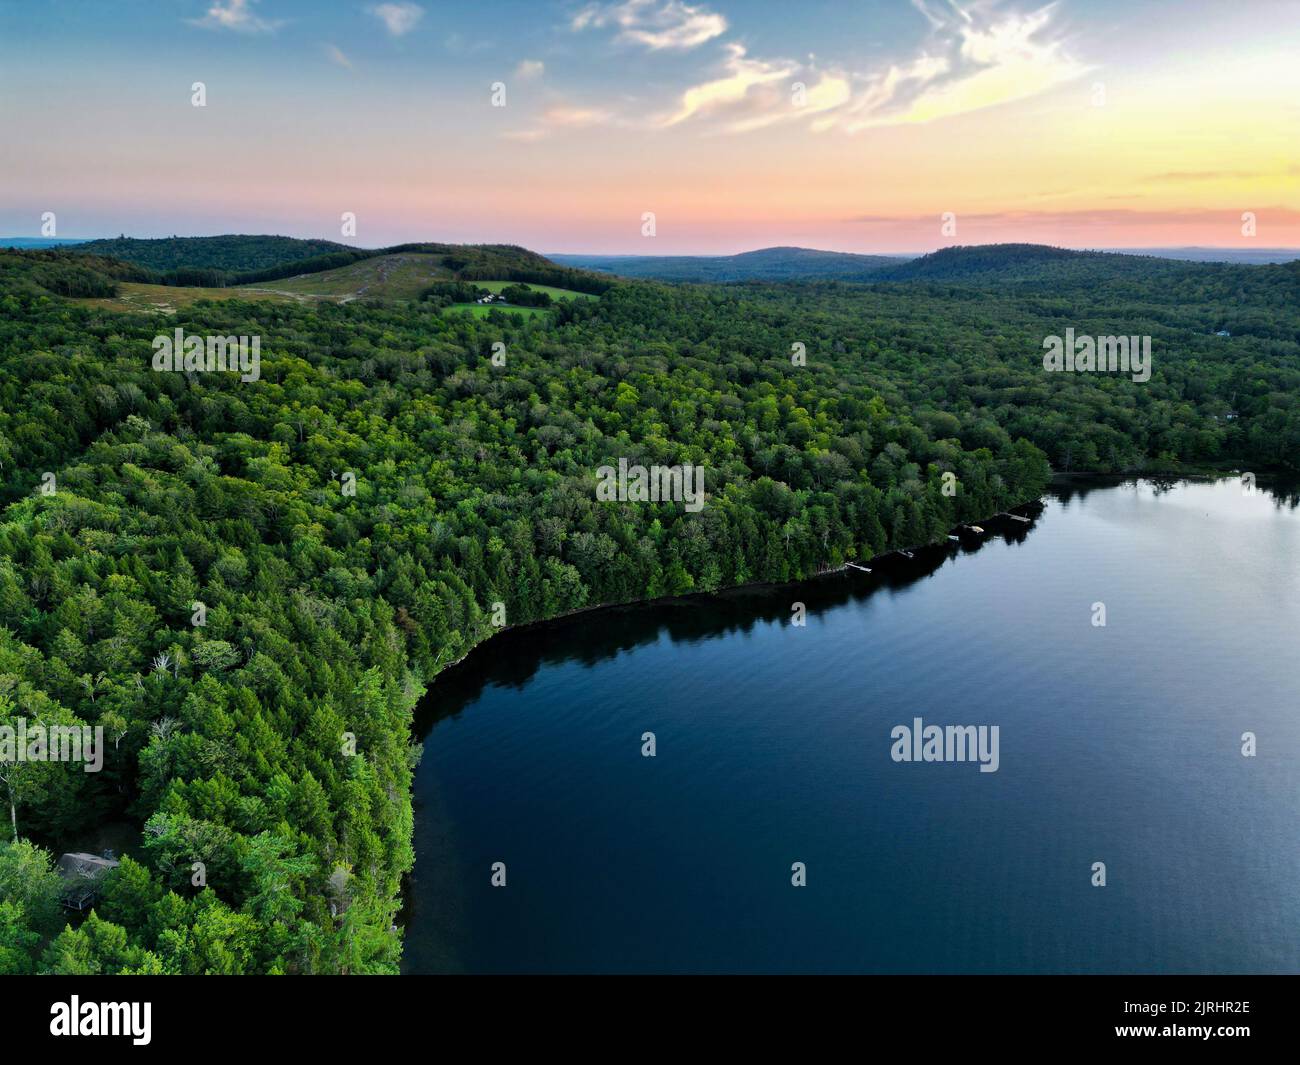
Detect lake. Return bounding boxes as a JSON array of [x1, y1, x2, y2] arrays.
[[402, 478, 1300, 974]]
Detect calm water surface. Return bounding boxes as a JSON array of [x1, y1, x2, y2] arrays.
[[403, 479, 1300, 973]]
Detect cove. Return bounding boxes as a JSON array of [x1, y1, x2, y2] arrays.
[[402, 478, 1300, 974]]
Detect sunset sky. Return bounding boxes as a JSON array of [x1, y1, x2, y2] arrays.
[[2, 0, 1297, 252]]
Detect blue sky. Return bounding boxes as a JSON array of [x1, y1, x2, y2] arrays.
[[2, 0, 1296, 252]]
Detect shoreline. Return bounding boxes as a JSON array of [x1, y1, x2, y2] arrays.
[[417, 494, 1049, 693], [413, 468, 1300, 702]]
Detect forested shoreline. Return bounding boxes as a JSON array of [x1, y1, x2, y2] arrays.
[[0, 242, 1295, 973]]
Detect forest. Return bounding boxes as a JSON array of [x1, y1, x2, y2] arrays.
[[0, 239, 1295, 974]]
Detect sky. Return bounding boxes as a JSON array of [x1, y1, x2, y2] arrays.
[[0, 0, 1297, 253]]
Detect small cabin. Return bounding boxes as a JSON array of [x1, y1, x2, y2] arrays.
[[57, 852, 120, 912]]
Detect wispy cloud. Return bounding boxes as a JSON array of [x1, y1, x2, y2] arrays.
[[1141, 170, 1264, 184], [495, 1, 1088, 145], [825, 1, 1089, 131], [572, 0, 726, 51], [324, 44, 354, 70], [515, 59, 546, 80], [659, 43, 795, 126], [189, 0, 281, 34], [645, 1, 1088, 136], [504, 104, 617, 142], [368, 2, 424, 37], [846, 207, 1300, 226]]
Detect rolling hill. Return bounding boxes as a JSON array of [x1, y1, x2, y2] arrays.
[[76, 234, 359, 275], [551, 246, 909, 282], [1110, 246, 1300, 265], [61, 236, 616, 302], [0, 237, 92, 250], [1, 240, 614, 314], [243, 254, 602, 303], [869, 243, 1188, 283]]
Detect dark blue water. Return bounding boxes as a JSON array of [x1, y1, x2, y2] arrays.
[[403, 478, 1300, 974]]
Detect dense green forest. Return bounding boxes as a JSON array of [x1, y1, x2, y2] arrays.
[[0, 240, 1295, 974], [77, 235, 358, 276]]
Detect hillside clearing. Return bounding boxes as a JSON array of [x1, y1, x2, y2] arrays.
[[71, 281, 303, 313], [240, 252, 454, 300]]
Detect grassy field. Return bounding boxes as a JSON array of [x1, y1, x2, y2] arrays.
[[72, 281, 301, 313], [239, 253, 453, 300], [67, 260, 598, 316], [473, 280, 597, 301]]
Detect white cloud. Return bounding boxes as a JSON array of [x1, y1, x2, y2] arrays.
[[189, 0, 280, 34], [829, 1, 1090, 131], [727, 71, 853, 134], [531, 0, 1086, 139], [573, 0, 726, 51], [368, 2, 424, 37], [810, 53, 950, 132], [660, 43, 794, 126], [515, 59, 545, 80], [657, 1, 1089, 135]]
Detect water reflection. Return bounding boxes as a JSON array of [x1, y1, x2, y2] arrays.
[[414, 502, 1048, 733]]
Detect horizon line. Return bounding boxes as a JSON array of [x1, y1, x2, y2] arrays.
[[6, 236, 1300, 259]]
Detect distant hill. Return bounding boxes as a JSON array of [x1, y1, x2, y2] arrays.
[[243, 242, 615, 298], [1, 238, 616, 309], [0, 237, 91, 249], [0, 247, 153, 298], [67, 235, 614, 294], [551, 246, 909, 282], [1109, 246, 1300, 265], [77, 234, 357, 275], [25, 238, 1297, 319], [866, 244, 1300, 330], [869, 243, 1197, 284], [556, 242, 1300, 283]]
